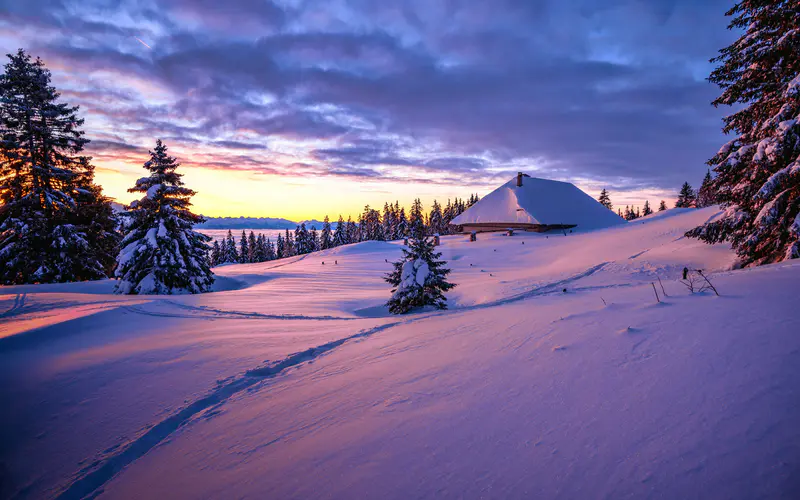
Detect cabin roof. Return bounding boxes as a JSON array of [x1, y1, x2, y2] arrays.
[[451, 175, 625, 230]]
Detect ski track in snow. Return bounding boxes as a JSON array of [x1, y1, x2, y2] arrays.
[[123, 300, 357, 322], [53, 260, 618, 499], [55, 320, 405, 500], [0, 292, 26, 318]]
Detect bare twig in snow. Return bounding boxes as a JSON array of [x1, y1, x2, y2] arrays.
[[657, 276, 668, 297], [697, 270, 720, 296]]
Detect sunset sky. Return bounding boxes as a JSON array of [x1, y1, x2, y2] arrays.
[[0, 0, 738, 220]]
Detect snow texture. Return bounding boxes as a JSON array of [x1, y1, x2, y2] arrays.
[[0, 207, 798, 499]]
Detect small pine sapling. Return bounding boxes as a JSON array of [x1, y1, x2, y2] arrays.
[[385, 237, 456, 314]]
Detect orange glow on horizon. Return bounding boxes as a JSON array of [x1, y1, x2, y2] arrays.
[[94, 156, 676, 221]]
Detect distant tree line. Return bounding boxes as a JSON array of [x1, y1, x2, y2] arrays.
[[208, 196, 479, 266], [598, 173, 719, 222]]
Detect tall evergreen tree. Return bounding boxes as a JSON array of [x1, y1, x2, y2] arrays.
[[688, 1, 800, 265], [211, 239, 221, 266], [345, 216, 357, 244], [252, 234, 266, 262], [360, 205, 383, 241], [598, 189, 613, 210], [332, 215, 348, 247], [247, 231, 257, 263], [382, 203, 394, 241], [642, 200, 653, 216], [659, 200, 668, 212], [265, 238, 276, 261], [396, 207, 409, 239], [276, 233, 285, 259], [385, 237, 456, 314], [675, 182, 697, 208], [696, 170, 717, 208], [239, 230, 249, 263], [295, 223, 310, 254], [115, 139, 213, 294], [320, 215, 333, 250], [284, 229, 295, 257], [0, 49, 118, 284], [223, 230, 238, 263], [309, 226, 319, 252], [409, 198, 425, 239], [429, 200, 443, 235]]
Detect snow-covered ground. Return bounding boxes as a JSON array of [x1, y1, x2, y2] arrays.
[[1, 207, 798, 499]]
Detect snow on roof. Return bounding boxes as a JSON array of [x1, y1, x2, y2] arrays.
[[451, 175, 626, 230]]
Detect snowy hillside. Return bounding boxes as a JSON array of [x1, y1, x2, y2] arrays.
[[1, 207, 798, 499]]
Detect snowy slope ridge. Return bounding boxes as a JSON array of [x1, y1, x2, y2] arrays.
[[1, 207, 799, 499], [451, 175, 626, 229]]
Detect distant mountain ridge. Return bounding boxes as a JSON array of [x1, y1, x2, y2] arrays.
[[110, 202, 331, 229], [196, 216, 332, 230]]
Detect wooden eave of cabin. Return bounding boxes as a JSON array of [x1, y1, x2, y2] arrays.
[[453, 222, 577, 233]]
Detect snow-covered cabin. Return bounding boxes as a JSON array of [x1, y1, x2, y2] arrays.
[[451, 173, 625, 233]]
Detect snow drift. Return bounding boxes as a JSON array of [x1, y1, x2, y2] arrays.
[[0, 207, 798, 499]]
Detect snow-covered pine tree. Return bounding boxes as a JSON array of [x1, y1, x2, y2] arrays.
[[266, 238, 276, 260], [332, 215, 347, 247], [688, 1, 800, 264], [696, 170, 717, 207], [115, 139, 213, 294], [345, 216, 357, 243], [320, 215, 333, 249], [252, 234, 266, 262], [392, 201, 402, 238], [642, 200, 653, 216], [284, 229, 295, 257], [211, 240, 221, 266], [356, 212, 366, 242], [429, 200, 443, 235], [598, 189, 613, 210], [360, 206, 383, 241], [223, 230, 238, 263], [239, 230, 249, 263], [0, 49, 118, 284], [276, 233, 285, 259], [396, 208, 408, 239], [247, 231, 257, 262], [635, 207, 641, 219], [309, 226, 319, 252], [295, 223, 310, 254], [675, 182, 697, 208], [385, 237, 456, 314], [382, 203, 394, 241], [409, 198, 425, 239], [659, 200, 667, 211], [442, 200, 454, 235]]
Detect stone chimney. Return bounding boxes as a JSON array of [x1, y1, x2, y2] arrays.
[[517, 172, 523, 187]]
